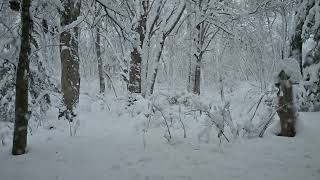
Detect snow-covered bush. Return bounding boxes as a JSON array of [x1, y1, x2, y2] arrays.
[[303, 62, 320, 111], [0, 59, 15, 122]]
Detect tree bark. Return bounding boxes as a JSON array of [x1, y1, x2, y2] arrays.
[[128, 0, 148, 93], [193, 58, 201, 95], [276, 71, 297, 137], [60, 0, 81, 113], [129, 48, 142, 93], [192, 23, 204, 95], [95, 26, 105, 94], [149, 36, 165, 95], [12, 0, 32, 155]]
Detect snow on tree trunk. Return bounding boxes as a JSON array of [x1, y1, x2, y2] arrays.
[[12, 0, 32, 155], [129, 47, 142, 93], [186, 2, 194, 93], [276, 71, 297, 137], [60, 0, 81, 113], [188, 0, 216, 95], [193, 59, 201, 95], [275, 58, 301, 137], [129, 1, 148, 94], [148, 36, 165, 96], [191, 5, 202, 95], [95, 26, 105, 94], [146, 1, 186, 96]]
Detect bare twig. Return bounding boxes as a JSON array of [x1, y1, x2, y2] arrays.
[[153, 104, 172, 141]]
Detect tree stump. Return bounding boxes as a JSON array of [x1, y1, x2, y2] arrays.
[[276, 71, 297, 137]]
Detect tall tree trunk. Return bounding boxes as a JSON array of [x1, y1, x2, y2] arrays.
[[276, 71, 297, 137], [95, 26, 105, 94], [186, 2, 194, 93], [60, 0, 81, 113], [129, 48, 142, 93], [192, 22, 203, 95], [149, 36, 165, 95], [12, 0, 32, 155], [193, 59, 201, 95], [128, 0, 148, 93]]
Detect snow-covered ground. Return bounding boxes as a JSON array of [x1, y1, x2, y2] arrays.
[[1, 83, 319, 180], [1, 110, 319, 180]]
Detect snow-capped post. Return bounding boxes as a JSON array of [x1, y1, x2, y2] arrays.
[[12, 0, 32, 155], [275, 58, 301, 137]]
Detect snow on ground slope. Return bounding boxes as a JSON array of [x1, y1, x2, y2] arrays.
[[0, 108, 319, 180]]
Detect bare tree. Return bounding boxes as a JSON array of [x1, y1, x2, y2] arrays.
[[147, 1, 186, 96], [187, 0, 233, 95]]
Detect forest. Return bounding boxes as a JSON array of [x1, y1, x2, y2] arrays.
[[0, 0, 320, 180]]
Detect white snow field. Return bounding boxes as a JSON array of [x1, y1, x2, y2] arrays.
[[0, 110, 319, 180], [1, 83, 320, 180]]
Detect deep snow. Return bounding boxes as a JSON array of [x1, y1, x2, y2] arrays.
[[0, 109, 319, 180], [1, 82, 320, 180]]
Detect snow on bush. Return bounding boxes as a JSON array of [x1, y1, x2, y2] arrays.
[[274, 58, 302, 83]]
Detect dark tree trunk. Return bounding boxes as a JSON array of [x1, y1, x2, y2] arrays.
[[95, 26, 105, 94], [12, 0, 32, 155], [60, 0, 81, 113], [276, 71, 297, 137], [128, 0, 148, 93], [192, 22, 203, 95], [129, 48, 142, 93], [149, 37, 165, 95], [193, 59, 201, 95]]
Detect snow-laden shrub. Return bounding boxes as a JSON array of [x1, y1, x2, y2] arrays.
[[302, 62, 320, 111], [273, 58, 301, 84], [0, 59, 15, 122]]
